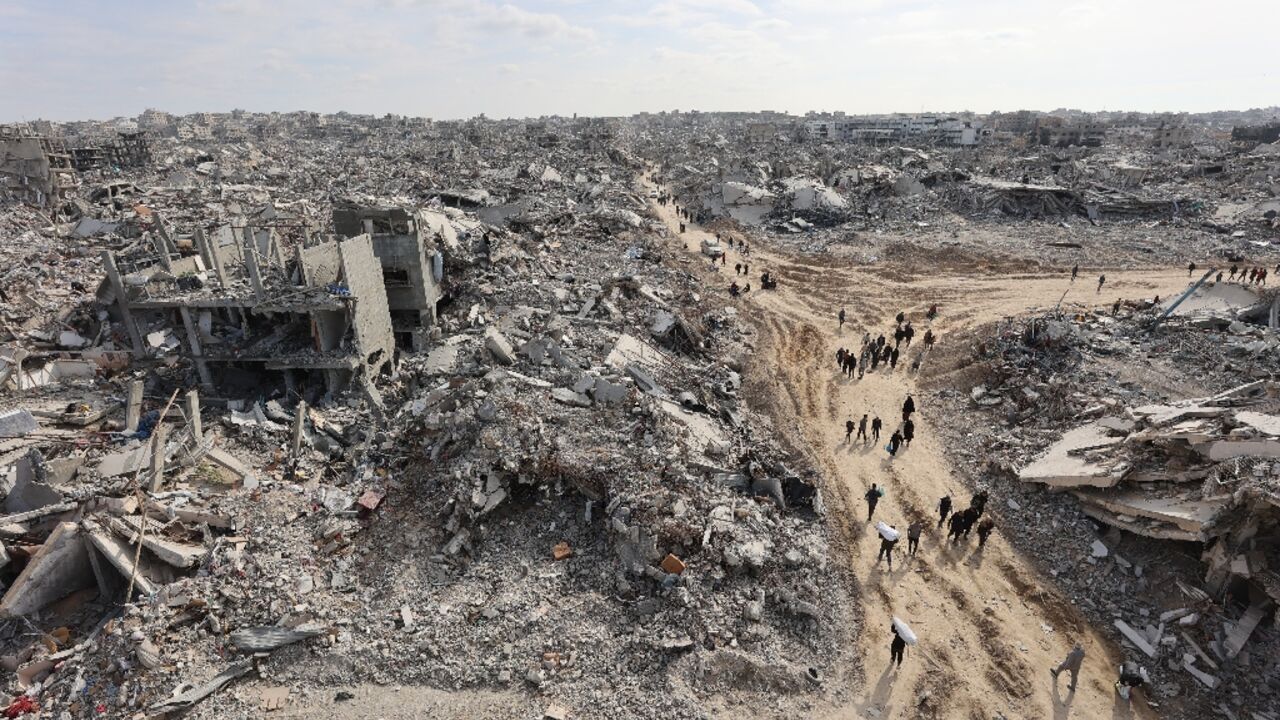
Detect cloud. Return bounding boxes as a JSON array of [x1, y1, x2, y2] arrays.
[[476, 3, 595, 42]]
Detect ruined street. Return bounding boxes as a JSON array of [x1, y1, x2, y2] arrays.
[[3, 99, 1280, 720]]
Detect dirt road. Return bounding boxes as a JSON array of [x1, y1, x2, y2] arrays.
[[643, 172, 1196, 719]]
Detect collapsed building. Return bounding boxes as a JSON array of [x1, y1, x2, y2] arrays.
[[98, 220, 403, 399], [0, 125, 77, 211], [331, 201, 445, 352]]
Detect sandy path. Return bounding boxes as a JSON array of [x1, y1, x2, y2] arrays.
[[641, 170, 1195, 719]]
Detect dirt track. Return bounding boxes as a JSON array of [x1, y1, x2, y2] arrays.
[[643, 172, 1202, 719]]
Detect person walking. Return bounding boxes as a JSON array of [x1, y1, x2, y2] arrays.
[[902, 395, 915, 422], [904, 322, 915, 347], [865, 484, 883, 521], [902, 418, 914, 447], [937, 495, 952, 528], [838, 308, 846, 330], [959, 508, 977, 539], [871, 416, 882, 442], [845, 419, 855, 443], [907, 521, 922, 556], [890, 346, 900, 371], [970, 490, 989, 518], [926, 303, 937, 321], [877, 529, 898, 570], [947, 510, 965, 542], [1188, 261, 1196, 277], [923, 328, 935, 349], [890, 624, 907, 668], [1229, 264, 1238, 281], [1050, 645, 1085, 691], [977, 518, 995, 548], [857, 414, 868, 443], [1071, 264, 1079, 282], [1097, 274, 1106, 293], [888, 429, 903, 457]]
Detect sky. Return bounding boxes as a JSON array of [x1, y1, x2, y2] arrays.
[[1, 0, 1274, 122]]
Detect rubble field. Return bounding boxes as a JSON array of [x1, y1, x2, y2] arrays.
[[1, 109, 1278, 720]]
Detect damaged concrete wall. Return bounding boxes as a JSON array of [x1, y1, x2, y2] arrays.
[[338, 235, 394, 375]]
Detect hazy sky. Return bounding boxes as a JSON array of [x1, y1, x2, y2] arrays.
[[1, 0, 1273, 121]]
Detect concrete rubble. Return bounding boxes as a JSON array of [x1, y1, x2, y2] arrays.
[[1, 105, 1278, 718], [0, 111, 851, 719], [930, 284, 1280, 716]]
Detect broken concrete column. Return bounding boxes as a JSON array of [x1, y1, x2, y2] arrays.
[[100, 250, 146, 358], [186, 389, 202, 442], [148, 424, 169, 492], [292, 400, 307, 457], [125, 379, 144, 433]]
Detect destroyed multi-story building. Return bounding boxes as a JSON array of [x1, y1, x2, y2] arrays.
[[331, 202, 444, 351], [0, 124, 78, 209], [70, 130, 152, 171], [99, 223, 396, 399], [1034, 117, 1107, 147]]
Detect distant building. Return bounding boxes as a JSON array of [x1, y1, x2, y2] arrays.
[[804, 115, 983, 146], [1151, 123, 1191, 149], [746, 121, 777, 143], [1035, 119, 1106, 147], [1232, 123, 1280, 144], [0, 124, 78, 210]]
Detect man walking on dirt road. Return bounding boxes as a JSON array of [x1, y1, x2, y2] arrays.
[[977, 518, 995, 548], [937, 495, 952, 528], [857, 414, 868, 443], [888, 429, 903, 457], [839, 308, 846, 330], [1071, 265, 1079, 282], [890, 625, 907, 668], [907, 521, 922, 556], [865, 484, 883, 520], [845, 419, 855, 443], [877, 529, 898, 570], [902, 395, 915, 422], [902, 418, 915, 447], [1097, 274, 1106, 293], [1050, 645, 1085, 691], [871, 416, 882, 442]]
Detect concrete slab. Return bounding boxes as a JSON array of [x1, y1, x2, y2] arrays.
[[1080, 504, 1203, 542], [1234, 411, 1280, 437], [1200, 439, 1280, 461], [1159, 282, 1262, 319], [1073, 488, 1226, 537], [0, 522, 96, 617], [83, 524, 158, 596], [97, 444, 148, 478], [0, 409, 38, 438], [1018, 423, 1127, 487]]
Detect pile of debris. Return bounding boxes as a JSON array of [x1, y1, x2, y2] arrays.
[[0, 116, 852, 719], [928, 284, 1280, 714]]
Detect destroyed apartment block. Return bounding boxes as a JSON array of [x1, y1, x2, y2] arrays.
[[0, 124, 78, 213], [331, 201, 445, 351], [99, 221, 398, 399]]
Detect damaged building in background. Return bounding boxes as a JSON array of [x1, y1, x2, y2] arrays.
[[0, 124, 77, 211], [69, 130, 153, 172]]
